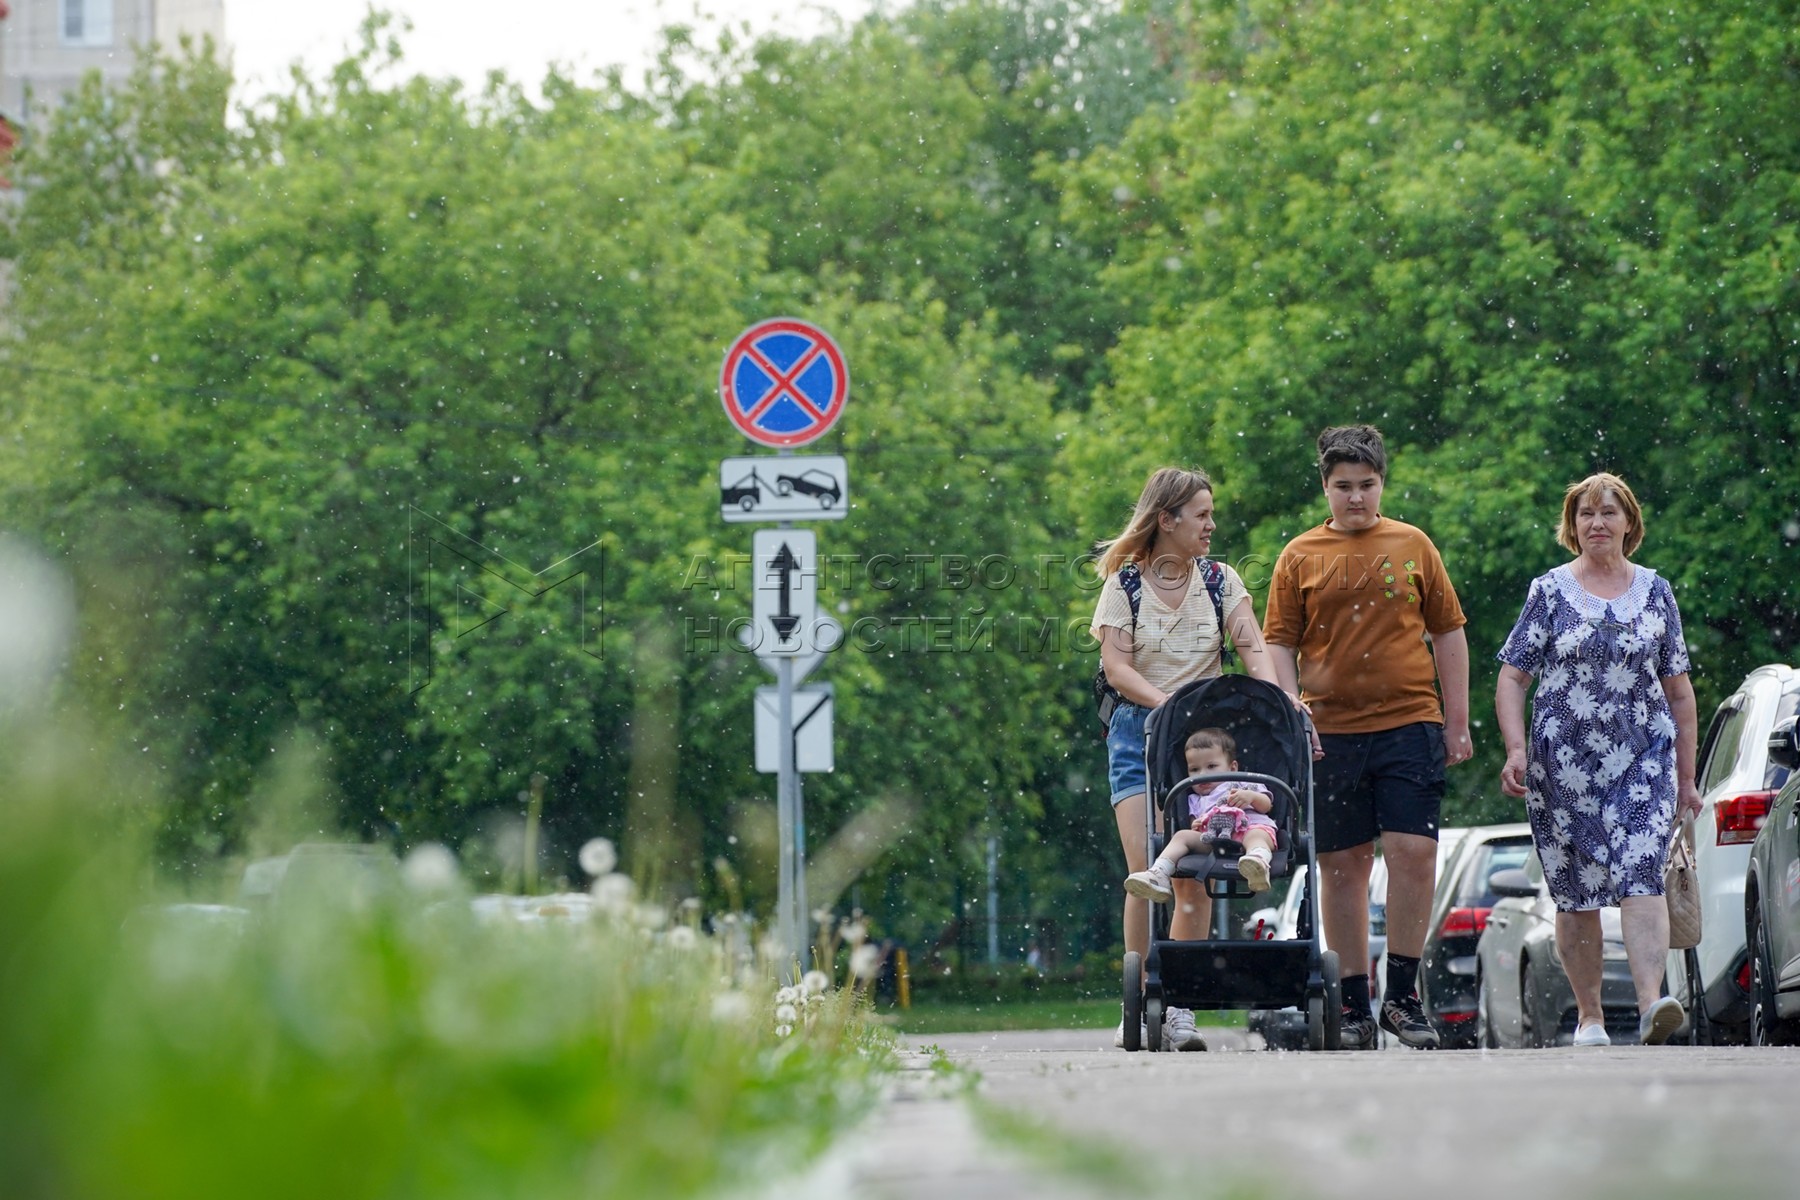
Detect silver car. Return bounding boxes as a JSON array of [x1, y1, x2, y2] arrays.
[[1475, 850, 1639, 1046], [1669, 664, 1800, 1040]]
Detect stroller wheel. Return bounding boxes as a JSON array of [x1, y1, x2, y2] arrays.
[[1145, 997, 1164, 1052], [1307, 992, 1326, 1051], [1122, 953, 1143, 1052], [1322, 951, 1343, 1051]]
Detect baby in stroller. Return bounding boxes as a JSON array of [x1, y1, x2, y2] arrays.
[[1124, 728, 1277, 897]]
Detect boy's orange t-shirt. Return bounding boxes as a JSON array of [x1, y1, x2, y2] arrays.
[[1261, 518, 1466, 735]]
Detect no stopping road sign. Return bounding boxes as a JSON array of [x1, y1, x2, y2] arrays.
[[719, 318, 848, 448]]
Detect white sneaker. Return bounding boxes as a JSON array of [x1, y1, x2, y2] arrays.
[[1124, 862, 1174, 903], [1163, 1006, 1208, 1051], [1238, 849, 1271, 893], [1573, 1022, 1611, 1047], [1638, 996, 1683, 1045]]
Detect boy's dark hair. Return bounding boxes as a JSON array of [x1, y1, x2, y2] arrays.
[[1185, 727, 1236, 758], [1317, 424, 1388, 481]]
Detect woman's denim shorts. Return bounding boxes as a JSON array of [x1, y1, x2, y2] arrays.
[[1105, 701, 1151, 805]]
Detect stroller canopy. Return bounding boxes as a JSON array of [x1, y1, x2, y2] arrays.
[[1147, 675, 1310, 804]]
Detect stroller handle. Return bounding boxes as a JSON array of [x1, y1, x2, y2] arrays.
[[1161, 771, 1299, 817]]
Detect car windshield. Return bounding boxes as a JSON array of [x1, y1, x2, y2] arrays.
[[1456, 838, 1534, 907]]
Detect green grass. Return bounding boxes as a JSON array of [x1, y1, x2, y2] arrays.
[[1, 737, 891, 1200], [879, 997, 1249, 1035]]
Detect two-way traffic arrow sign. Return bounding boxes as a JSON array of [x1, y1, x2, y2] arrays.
[[751, 529, 817, 656]]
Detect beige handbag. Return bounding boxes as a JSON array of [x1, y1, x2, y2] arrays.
[[1665, 827, 1702, 951]]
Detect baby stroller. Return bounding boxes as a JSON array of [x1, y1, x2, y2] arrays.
[[1121, 674, 1343, 1051]]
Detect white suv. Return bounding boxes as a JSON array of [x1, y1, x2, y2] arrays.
[[1669, 664, 1800, 1039]]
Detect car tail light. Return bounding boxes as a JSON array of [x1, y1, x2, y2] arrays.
[[1736, 958, 1753, 993], [1438, 1010, 1477, 1024], [1716, 792, 1776, 845], [1439, 906, 1492, 938]]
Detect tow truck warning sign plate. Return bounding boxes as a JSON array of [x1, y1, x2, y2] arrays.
[[718, 455, 848, 523]]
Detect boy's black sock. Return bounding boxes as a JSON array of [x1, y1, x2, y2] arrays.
[[1341, 974, 1371, 1014], [1386, 954, 1420, 1001]]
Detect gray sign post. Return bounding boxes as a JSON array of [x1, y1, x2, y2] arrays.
[[718, 317, 849, 978]]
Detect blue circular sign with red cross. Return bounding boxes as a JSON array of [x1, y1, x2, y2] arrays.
[[719, 318, 849, 448]]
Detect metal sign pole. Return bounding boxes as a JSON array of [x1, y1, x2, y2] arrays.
[[774, 438, 804, 978], [794, 770, 810, 971], [776, 651, 800, 979]]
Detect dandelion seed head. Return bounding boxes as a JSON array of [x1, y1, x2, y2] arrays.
[[590, 872, 634, 913], [578, 837, 618, 877], [401, 842, 459, 892]]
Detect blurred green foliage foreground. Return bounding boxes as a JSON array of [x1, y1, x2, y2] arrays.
[[0, 726, 889, 1200]]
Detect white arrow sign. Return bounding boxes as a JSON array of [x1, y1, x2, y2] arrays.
[[751, 529, 817, 657], [755, 683, 834, 773], [720, 455, 848, 523]]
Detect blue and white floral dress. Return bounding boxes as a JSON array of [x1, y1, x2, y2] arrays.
[[1496, 564, 1691, 911]]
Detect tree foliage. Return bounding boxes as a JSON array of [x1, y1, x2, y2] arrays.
[[2, 0, 1795, 957]]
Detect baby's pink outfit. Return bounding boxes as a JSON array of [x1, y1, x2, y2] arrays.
[[1188, 780, 1277, 840]]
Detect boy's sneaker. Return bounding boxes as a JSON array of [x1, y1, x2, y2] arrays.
[[1339, 1007, 1379, 1050], [1123, 863, 1175, 903], [1163, 1006, 1208, 1051], [1238, 850, 1271, 893], [1379, 992, 1441, 1049]]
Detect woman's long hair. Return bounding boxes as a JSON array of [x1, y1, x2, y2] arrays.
[[1093, 467, 1212, 578]]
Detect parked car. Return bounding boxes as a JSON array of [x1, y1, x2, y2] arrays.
[[1474, 851, 1639, 1046], [1246, 858, 1388, 1049], [1668, 664, 1800, 1041], [775, 469, 841, 508], [1744, 715, 1800, 1044], [238, 842, 401, 915], [1418, 823, 1533, 1047]]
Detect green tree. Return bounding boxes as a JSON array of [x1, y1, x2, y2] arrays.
[[1060, 0, 1800, 819], [0, 22, 1088, 954]]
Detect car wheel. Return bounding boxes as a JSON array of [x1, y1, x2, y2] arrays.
[[1749, 904, 1792, 1047], [1521, 959, 1543, 1049], [739, 496, 756, 512], [776, 479, 793, 496], [1121, 952, 1143, 1052], [818, 493, 834, 508], [1476, 968, 1499, 1049]]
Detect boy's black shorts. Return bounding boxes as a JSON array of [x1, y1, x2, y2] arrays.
[[1312, 722, 1446, 854]]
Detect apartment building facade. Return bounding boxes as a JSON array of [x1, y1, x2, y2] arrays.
[[0, 0, 223, 123]]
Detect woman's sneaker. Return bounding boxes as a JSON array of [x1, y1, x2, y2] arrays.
[[1379, 992, 1441, 1049], [1163, 1006, 1208, 1051], [1124, 862, 1175, 903], [1573, 1022, 1611, 1047], [1638, 996, 1684, 1045]]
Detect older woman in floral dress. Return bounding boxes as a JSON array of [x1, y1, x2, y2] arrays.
[[1495, 473, 1702, 1046]]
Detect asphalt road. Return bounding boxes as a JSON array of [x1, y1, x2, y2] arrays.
[[792, 1026, 1800, 1200]]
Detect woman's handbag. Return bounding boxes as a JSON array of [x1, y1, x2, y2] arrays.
[[1665, 827, 1702, 951]]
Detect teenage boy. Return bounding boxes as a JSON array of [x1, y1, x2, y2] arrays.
[[1262, 425, 1473, 1049]]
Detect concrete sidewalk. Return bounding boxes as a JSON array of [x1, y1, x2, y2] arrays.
[[772, 1026, 1257, 1200]]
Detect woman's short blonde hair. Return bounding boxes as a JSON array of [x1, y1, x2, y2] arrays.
[[1556, 473, 1644, 557]]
